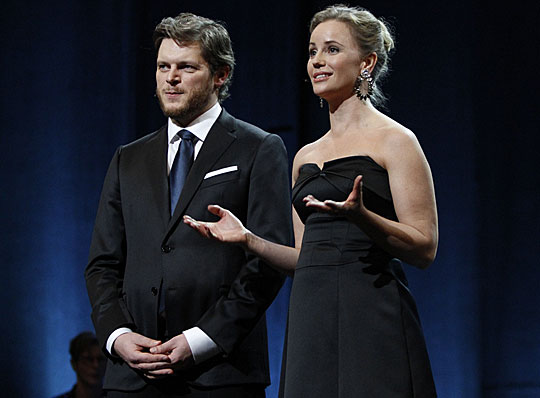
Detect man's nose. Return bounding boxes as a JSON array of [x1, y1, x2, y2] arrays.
[[166, 67, 180, 85]]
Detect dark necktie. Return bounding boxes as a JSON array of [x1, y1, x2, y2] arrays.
[[169, 129, 196, 216], [160, 129, 196, 319]]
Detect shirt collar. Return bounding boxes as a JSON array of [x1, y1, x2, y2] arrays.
[[167, 102, 222, 144]]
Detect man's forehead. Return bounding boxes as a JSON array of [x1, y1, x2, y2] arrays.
[[172, 39, 200, 49], [160, 38, 201, 51], [157, 38, 205, 60]]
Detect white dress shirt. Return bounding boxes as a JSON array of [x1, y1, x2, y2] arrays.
[[106, 102, 223, 364]]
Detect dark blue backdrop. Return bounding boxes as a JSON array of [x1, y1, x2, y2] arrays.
[[1, 1, 539, 397]]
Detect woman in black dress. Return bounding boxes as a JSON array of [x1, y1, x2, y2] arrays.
[[184, 5, 438, 397]]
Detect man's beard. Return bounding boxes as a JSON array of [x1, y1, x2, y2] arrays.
[[156, 83, 214, 127]]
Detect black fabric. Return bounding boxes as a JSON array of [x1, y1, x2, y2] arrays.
[[85, 110, 292, 391], [105, 382, 265, 398], [280, 156, 436, 397]]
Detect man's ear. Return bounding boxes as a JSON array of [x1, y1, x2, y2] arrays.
[[213, 66, 231, 89]]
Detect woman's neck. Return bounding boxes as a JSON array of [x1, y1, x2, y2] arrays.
[[327, 94, 377, 136]]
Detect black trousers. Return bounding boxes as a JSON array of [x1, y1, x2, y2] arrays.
[[105, 383, 265, 398]]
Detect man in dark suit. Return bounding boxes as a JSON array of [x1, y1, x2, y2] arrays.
[[85, 13, 291, 397]]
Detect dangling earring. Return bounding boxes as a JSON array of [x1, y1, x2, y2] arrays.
[[319, 97, 324, 108], [354, 69, 373, 101]]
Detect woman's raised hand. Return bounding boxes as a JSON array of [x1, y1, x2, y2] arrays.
[[303, 175, 364, 218], [183, 205, 249, 245]]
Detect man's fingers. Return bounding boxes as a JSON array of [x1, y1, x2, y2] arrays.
[[144, 368, 174, 379], [135, 360, 173, 371], [132, 334, 161, 348], [145, 374, 166, 380], [128, 351, 170, 365], [146, 368, 175, 376], [149, 340, 174, 355], [114, 332, 163, 363]]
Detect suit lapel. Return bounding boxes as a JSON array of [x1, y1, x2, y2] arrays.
[[167, 110, 237, 231], [145, 126, 170, 231]]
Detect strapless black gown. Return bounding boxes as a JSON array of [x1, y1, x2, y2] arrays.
[[280, 156, 436, 397]]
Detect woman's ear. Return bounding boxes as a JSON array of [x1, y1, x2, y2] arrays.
[[360, 52, 378, 74]]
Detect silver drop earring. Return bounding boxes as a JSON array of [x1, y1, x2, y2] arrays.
[[319, 97, 324, 108]]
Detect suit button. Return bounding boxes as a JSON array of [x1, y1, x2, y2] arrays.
[[161, 245, 171, 253], [151, 287, 158, 296]]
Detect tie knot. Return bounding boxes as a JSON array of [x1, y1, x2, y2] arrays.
[[178, 129, 196, 142]]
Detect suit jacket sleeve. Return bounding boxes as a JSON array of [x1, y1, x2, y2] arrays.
[[85, 146, 136, 350], [196, 133, 292, 355]]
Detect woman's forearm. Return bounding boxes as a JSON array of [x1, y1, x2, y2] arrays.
[[350, 207, 438, 269], [245, 231, 300, 276]]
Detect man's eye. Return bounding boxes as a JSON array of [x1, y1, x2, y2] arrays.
[[158, 64, 169, 71], [181, 66, 196, 72]]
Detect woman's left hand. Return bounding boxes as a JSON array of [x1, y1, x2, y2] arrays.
[[303, 175, 364, 218], [183, 205, 249, 245]]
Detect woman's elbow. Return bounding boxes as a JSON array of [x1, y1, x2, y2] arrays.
[[409, 236, 438, 269], [417, 239, 438, 269], [415, 252, 436, 269]]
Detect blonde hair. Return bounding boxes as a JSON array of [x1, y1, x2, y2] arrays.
[[310, 4, 395, 106]]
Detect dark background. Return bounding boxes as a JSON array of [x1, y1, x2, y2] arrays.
[[1, 1, 539, 397]]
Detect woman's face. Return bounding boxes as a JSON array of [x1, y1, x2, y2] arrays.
[[307, 20, 363, 101]]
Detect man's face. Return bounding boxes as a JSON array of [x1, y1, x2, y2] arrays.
[[72, 345, 106, 388], [156, 38, 219, 126]]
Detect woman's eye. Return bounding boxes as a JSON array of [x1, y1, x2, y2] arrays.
[[329, 46, 339, 54], [309, 49, 317, 57]]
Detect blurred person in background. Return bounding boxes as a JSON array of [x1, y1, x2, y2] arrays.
[[54, 331, 106, 398]]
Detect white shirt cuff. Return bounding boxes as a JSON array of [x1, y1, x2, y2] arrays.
[[106, 327, 133, 355], [183, 327, 221, 364]]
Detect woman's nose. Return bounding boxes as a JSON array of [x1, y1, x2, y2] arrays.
[[312, 53, 326, 67]]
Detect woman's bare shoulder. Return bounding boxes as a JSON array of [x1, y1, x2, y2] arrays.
[[374, 116, 423, 161]]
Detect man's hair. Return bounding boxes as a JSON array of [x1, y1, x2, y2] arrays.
[[153, 13, 235, 102], [69, 331, 99, 362]]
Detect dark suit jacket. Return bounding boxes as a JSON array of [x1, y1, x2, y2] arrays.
[[85, 109, 292, 391]]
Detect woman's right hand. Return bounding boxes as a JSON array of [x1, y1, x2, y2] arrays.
[[183, 205, 249, 246]]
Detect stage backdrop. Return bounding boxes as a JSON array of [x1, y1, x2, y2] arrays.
[[1, 1, 539, 397]]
